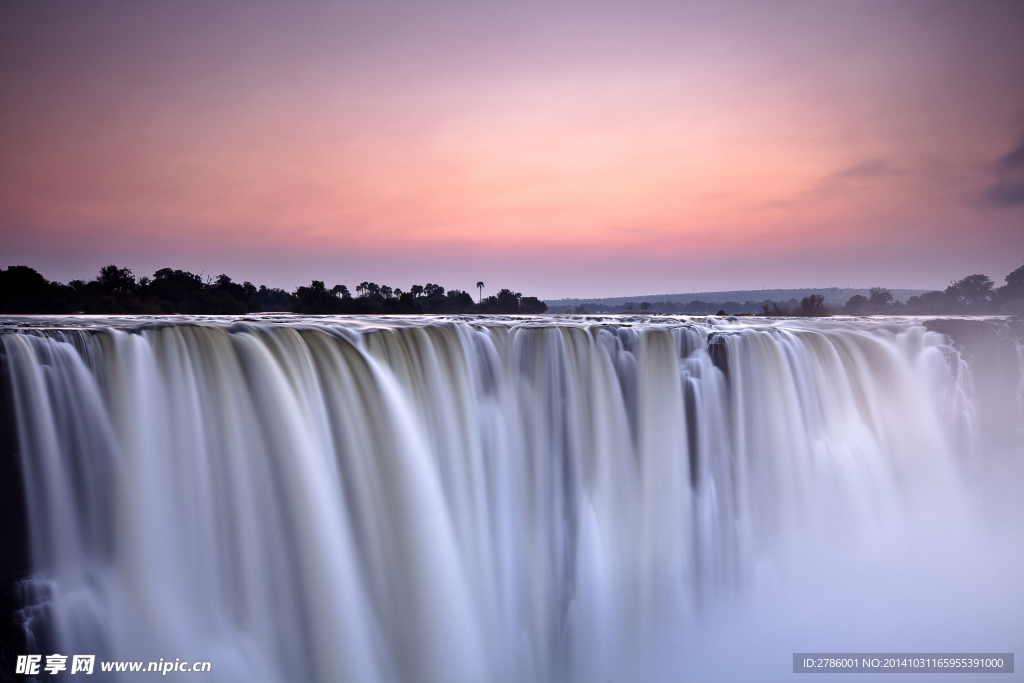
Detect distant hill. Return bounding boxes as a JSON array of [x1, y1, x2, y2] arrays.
[[544, 288, 930, 314]]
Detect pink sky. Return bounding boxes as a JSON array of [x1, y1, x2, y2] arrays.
[[1, 1, 1022, 298]]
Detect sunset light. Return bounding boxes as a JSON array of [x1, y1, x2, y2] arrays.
[[2, 2, 1021, 297]]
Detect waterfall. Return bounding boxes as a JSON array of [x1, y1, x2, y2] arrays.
[[2, 317, 1021, 682]]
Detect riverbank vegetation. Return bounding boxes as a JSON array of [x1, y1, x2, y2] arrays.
[[0, 265, 547, 315], [839, 262, 1024, 316], [4, 260, 1020, 317], [555, 260, 1024, 318], [754, 262, 1024, 317]]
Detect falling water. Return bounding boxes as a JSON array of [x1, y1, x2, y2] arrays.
[[1, 316, 1021, 682]]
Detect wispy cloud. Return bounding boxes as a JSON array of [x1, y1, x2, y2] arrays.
[[995, 135, 1024, 172], [983, 133, 1024, 207], [827, 159, 906, 182], [798, 158, 910, 201]]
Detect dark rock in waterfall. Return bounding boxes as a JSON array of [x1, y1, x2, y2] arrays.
[[707, 333, 729, 377]]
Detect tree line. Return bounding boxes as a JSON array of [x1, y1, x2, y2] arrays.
[[561, 300, 773, 315], [557, 260, 1024, 318], [842, 261, 1024, 316], [0, 265, 547, 316], [757, 260, 1024, 317]]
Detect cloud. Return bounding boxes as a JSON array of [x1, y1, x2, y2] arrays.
[[799, 158, 909, 202], [828, 159, 904, 181], [984, 182, 1024, 206], [983, 133, 1024, 207], [995, 135, 1024, 172]]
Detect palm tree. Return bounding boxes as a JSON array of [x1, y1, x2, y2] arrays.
[[476, 281, 484, 303]]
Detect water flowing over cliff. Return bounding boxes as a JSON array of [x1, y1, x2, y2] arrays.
[[2, 317, 1022, 682]]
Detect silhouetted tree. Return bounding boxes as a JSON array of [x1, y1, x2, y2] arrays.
[[1, 266, 47, 298], [945, 274, 993, 310], [476, 281, 484, 303], [203, 274, 257, 313], [356, 282, 383, 300], [844, 294, 870, 313], [520, 297, 547, 313], [294, 280, 347, 313], [394, 291, 422, 313], [446, 289, 474, 308], [150, 268, 204, 306], [868, 287, 893, 308], [0, 265, 549, 316], [497, 289, 520, 310], [0, 266, 71, 313], [1000, 261, 1024, 302], [97, 265, 136, 293], [761, 301, 792, 316], [799, 294, 826, 316], [257, 285, 294, 311]]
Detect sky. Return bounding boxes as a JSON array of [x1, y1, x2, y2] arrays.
[[1, 1, 1022, 299]]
